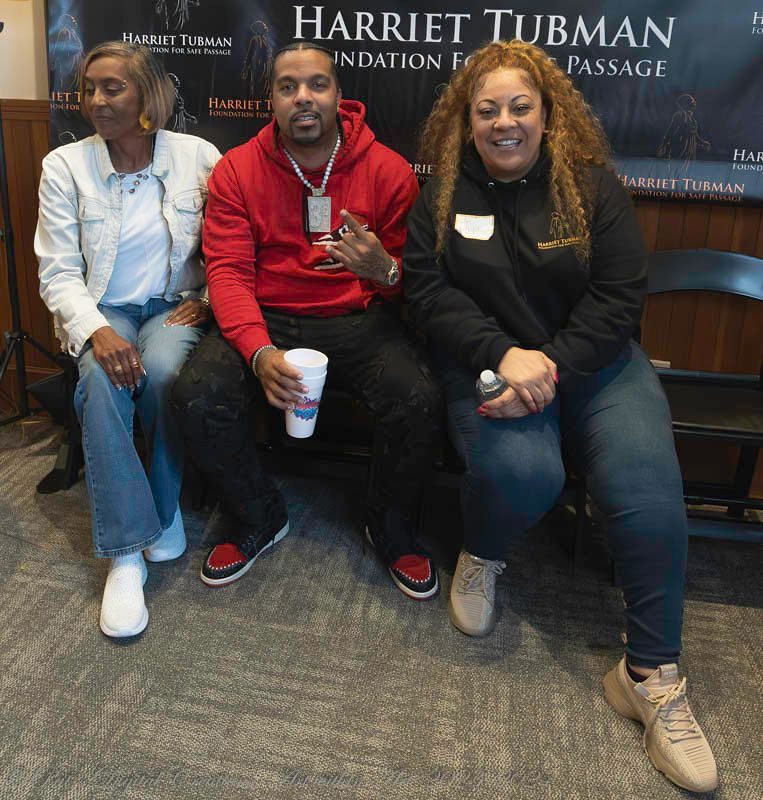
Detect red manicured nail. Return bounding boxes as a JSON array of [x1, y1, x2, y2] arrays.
[[553, 371, 559, 384]]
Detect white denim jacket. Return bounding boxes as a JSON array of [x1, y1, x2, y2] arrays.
[[35, 129, 221, 356]]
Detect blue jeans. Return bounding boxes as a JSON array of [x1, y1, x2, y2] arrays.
[[441, 341, 688, 668], [74, 300, 204, 557]]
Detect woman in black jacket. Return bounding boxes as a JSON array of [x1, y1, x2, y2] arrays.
[[404, 40, 716, 793]]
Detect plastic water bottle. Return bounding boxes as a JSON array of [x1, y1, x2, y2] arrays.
[[475, 369, 509, 403]]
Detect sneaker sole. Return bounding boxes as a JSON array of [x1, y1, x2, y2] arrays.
[[389, 569, 439, 601], [602, 667, 718, 793], [364, 527, 438, 601], [99, 606, 149, 638], [200, 522, 289, 587]]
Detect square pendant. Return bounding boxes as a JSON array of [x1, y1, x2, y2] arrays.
[[307, 195, 331, 232]]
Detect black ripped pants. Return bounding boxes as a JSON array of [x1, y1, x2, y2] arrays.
[[171, 303, 442, 561]]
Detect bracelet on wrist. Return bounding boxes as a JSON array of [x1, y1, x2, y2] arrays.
[[383, 257, 400, 287], [251, 345, 277, 378], [199, 296, 211, 307]]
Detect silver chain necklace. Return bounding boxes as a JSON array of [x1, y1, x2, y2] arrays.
[[118, 166, 152, 194], [283, 133, 341, 197], [115, 136, 155, 195]]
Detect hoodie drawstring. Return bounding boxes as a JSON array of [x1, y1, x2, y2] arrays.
[[487, 178, 528, 302]]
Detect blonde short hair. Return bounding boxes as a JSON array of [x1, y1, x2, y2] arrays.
[[79, 41, 175, 135]]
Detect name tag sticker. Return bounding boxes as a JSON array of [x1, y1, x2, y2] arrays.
[[454, 214, 495, 241]]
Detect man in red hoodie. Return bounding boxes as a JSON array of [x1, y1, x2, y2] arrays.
[[172, 42, 441, 599]]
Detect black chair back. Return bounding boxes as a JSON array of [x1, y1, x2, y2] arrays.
[[647, 249, 763, 300]]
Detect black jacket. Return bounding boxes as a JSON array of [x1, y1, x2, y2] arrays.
[[403, 145, 647, 385]]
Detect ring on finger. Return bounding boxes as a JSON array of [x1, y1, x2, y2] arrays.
[[114, 365, 123, 372]]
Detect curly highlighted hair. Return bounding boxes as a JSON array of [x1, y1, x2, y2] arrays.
[[420, 40, 613, 261]]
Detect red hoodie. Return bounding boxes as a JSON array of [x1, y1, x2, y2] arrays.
[[204, 100, 419, 362]]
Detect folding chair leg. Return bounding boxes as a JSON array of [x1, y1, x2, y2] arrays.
[[726, 447, 759, 519], [37, 355, 83, 494], [36, 437, 83, 494]]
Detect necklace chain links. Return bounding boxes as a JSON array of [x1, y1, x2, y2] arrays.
[[283, 133, 341, 197], [114, 136, 155, 195]]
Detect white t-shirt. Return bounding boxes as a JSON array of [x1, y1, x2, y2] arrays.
[[101, 169, 172, 306]]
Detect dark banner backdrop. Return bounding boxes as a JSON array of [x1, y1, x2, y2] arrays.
[[47, 1, 763, 204]]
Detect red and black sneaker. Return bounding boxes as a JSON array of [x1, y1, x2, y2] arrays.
[[200, 520, 289, 587], [388, 554, 439, 600], [365, 526, 439, 600]]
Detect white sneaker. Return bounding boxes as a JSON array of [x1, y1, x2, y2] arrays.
[[144, 505, 186, 562], [99, 552, 149, 638]]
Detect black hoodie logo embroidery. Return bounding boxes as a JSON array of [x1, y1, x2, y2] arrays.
[[537, 212, 581, 250]]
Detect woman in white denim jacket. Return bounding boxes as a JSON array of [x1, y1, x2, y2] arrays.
[[35, 42, 221, 638]]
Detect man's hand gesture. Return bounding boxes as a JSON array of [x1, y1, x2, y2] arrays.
[[318, 209, 392, 283]]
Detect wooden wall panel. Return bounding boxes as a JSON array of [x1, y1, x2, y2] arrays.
[[654, 202, 687, 250], [730, 207, 762, 254], [738, 303, 763, 373], [716, 296, 747, 373], [681, 205, 711, 249], [0, 100, 57, 413], [756, 217, 763, 257], [706, 205, 736, 250], [633, 202, 660, 251]]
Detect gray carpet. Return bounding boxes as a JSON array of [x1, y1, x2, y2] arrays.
[[0, 421, 761, 800]]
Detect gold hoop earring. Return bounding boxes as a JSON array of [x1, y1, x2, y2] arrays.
[[139, 113, 152, 131]]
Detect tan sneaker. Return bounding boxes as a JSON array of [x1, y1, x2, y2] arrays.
[[603, 657, 718, 793], [448, 549, 506, 637]]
